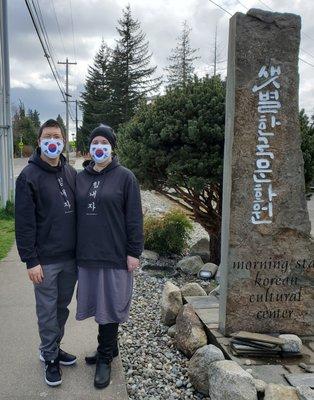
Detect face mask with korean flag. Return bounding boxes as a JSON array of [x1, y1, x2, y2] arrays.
[[40, 138, 64, 159], [90, 143, 112, 164]]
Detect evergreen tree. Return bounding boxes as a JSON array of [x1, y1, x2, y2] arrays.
[[56, 114, 66, 135], [28, 109, 41, 130], [117, 76, 225, 264], [12, 101, 37, 155], [300, 109, 314, 188], [78, 41, 113, 152], [108, 5, 161, 127], [165, 21, 199, 88]]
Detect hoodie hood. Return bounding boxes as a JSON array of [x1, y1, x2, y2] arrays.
[[28, 147, 67, 173], [84, 154, 120, 175]]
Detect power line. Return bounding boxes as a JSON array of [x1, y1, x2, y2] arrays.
[[51, 0, 66, 55], [69, 0, 77, 62], [207, 0, 314, 70], [24, 0, 76, 121], [236, 0, 249, 11], [256, 0, 273, 11], [299, 57, 314, 68], [208, 0, 232, 16]]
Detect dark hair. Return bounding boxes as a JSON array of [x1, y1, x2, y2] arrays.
[[38, 119, 65, 140]]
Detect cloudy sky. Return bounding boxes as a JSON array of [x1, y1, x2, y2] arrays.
[[8, 0, 314, 137]]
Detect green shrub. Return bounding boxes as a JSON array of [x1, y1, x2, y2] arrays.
[[144, 208, 193, 256], [0, 200, 14, 220]]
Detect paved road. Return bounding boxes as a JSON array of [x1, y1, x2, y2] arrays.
[[0, 245, 128, 400]]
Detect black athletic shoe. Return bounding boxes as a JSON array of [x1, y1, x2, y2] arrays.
[[85, 346, 119, 365], [40, 349, 77, 366], [44, 359, 62, 387], [58, 349, 77, 366]]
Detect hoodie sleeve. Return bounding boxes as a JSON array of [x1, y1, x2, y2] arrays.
[[15, 173, 39, 268], [124, 172, 144, 258]]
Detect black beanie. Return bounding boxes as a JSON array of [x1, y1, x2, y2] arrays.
[[88, 124, 117, 149]]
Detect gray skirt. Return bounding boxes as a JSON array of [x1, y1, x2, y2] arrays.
[[76, 266, 133, 325]]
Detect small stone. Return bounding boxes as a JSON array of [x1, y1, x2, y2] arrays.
[[279, 334, 303, 353], [245, 359, 252, 366], [189, 238, 211, 263], [176, 379, 183, 388], [264, 384, 298, 400], [296, 386, 314, 400]]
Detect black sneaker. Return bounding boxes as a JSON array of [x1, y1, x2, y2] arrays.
[[44, 359, 62, 387], [58, 348, 77, 366]]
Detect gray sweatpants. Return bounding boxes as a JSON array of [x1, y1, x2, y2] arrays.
[[33, 259, 77, 361]]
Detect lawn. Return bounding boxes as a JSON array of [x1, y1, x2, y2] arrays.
[[0, 218, 15, 260]]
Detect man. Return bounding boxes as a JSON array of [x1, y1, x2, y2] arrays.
[[15, 119, 77, 387]]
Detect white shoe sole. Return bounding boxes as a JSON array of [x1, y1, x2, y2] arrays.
[[45, 376, 62, 387], [40, 353, 77, 366]]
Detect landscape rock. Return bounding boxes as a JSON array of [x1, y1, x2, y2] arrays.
[[197, 262, 219, 279], [141, 249, 159, 261], [177, 255, 204, 275], [175, 304, 207, 358], [188, 344, 225, 395], [279, 334, 303, 353], [189, 238, 210, 263], [181, 282, 207, 297], [253, 379, 267, 393], [296, 386, 314, 400], [208, 360, 257, 400], [160, 281, 183, 326], [264, 384, 298, 400]]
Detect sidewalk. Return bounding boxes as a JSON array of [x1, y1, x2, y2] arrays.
[[0, 245, 129, 400]]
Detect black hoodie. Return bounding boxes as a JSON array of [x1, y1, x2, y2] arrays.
[[15, 149, 77, 268], [76, 155, 144, 269]]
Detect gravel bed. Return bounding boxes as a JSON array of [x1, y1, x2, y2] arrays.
[[119, 268, 214, 400]]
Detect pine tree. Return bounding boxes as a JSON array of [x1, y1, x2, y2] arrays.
[[109, 5, 161, 127], [165, 21, 199, 88], [78, 40, 113, 152], [28, 109, 40, 130], [56, 114, 66, 135], [12, 101, 37, 154]]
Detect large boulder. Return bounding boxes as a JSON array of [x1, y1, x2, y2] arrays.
[[176, 255, 204, 275], [175, 304, 207, 358], [264, 384, 298, 400], [189, 238, 210, 263], [181, 282, 207, 297], [188, 344, 225, 395], [208, 360, 258, 400], [160, 281, 183, 326]]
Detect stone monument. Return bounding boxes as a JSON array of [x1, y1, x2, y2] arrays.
[[219, 9, 314, 335]]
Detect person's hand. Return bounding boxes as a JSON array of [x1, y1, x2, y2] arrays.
[[27, 265, 44, 284], [127, 255, 140, 272]]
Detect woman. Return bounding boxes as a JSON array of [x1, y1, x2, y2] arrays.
[[75, 124, 144, 389]]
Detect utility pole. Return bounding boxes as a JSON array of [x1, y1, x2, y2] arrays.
[[57, 58, 76, 162], [0, 0, 14, 208]]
